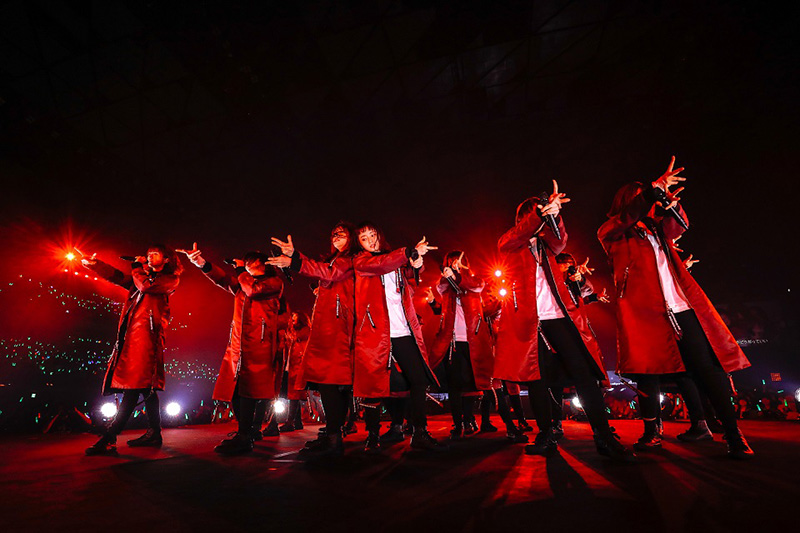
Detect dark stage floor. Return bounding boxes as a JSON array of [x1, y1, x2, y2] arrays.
[[2, 416, 798, 532]]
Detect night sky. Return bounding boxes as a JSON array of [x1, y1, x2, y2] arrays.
[[1, 1, 798, 374]]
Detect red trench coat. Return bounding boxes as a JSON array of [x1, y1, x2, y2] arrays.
[[353, 248, 439, 398], [87, 260, 179, 395], [597, 186, 750, 375], [285, 323, 310, 400], [201, 262, 284, 401], [291, 252, 355, 385], [493, 212, 607, 383], [429, 273, 496, 391]]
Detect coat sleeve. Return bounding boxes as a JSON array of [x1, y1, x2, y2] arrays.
[[659, 204, 689, 241], [85, 259, 133, 290], [459, 272, 485, 293], [353, 248, 411, 276], [238, 271, 283, 299], [295, 253, 354, 282], [598, 185, 660, 245], [498, 210, 567, 255], [131, 265, 179, 294], [200, 262, 239, 295]]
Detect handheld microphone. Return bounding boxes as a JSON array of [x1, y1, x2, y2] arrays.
[[224, 258, 238, 266], [270, 249, 293, 284], [537, 192, 561, 240], [653, 186, 689, 230], [120, 255, 137, 262], [443, 270, 464, 295]]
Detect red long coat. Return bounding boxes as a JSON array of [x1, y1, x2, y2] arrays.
[[353, 248, 438, 398], [494, 212, 607, 383], [87, 260, 179, 395], [293, 253, 355, 385], [285, 323, 310, 400], [201, 262, 284, 401], [429, 273, 495, 391], [597, 187, 749, 375]]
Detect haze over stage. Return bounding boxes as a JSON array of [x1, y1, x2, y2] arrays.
[[2, 417, 798, 532]]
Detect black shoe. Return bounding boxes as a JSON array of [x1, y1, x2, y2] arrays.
[[524, 430, 558, 456], [411, 428, 449, 451], [365, 431, 382, 454], [251, 429, 263, 442], [262, 422, 280, 437], [464, 418, 478, 436], [402, 422, 414, 436], [552, 420, 564, 441], [517, 420, 533, 433], [279, 422, 297, 433], [726, 429, 754, 460], [380, 424, 405, 443], [85, 435, 117, 456], [479, 421, 498, 433], [596, 428, 636, 461], [707, 418, 725, 435], [214, 432, 254, 455], [127, 428, 162, 447], [505, 425, 529, 443], [632, 431, 662, 452], [343, 421, 358, 435], [677, 420, 714, 442], [450, 424, 464, 440], [300, 433, 344, 458]]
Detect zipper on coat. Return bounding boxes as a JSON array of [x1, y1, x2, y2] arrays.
[[260, 317, 266, 342], [365, 304, 376, 328], [228, 322, 234, 345], [336, 294, 341, 318], [149, 310, 155, 333], [388, 341, 394, 369], [666, 308, 683, 340], [474, 315, 482, 336], [512, 282, 518, 311], [618, 266, 629, 299], [538, 323, 556, 353]]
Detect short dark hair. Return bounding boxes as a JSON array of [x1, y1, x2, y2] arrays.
[[607, 182, 644, 218], [147, 243, 183, 276], [327, 220, 357, 258], [444, 250, 469, 270], [515, 196, 544, 224], [356, 221, 391, 252], [243, 251, 270, 264], [555, 253, 576, 266]]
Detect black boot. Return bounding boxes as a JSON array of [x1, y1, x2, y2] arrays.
[[300, 432, 344, 458], [411, 427, 449, 451], [380, 423, 405, 443], [127, 428, 162, 447], [517, 419, 533, 433], [450, 423, 464, 440], [85, 434, 117, 456], [595, 427, 636, 461], [279, 421, 298, 432], [677, 420, 713, 442], [505, 423, 529, 444], [551, 420, 564, 441], [479, 420, 498, 433], [725, 429, 754, 460], [524, 429, 558, 456], [365, 431, 382, 454], [214, 432, 254, 455], [250, 428, 263, 441], [633, 431, 662, 452], [262, 417, 280, 437], [464, 417, 478, 436], [343, 420, 358, 435]]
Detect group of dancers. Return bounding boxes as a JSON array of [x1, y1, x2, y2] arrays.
[[82, 156, 754, 461]]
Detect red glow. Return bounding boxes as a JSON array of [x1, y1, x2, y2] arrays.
[[499, 288, 508, 297], [494, 269, 502, 277]]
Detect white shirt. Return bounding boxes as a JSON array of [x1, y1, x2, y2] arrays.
[[454, 298, 468, 341], [382, 270, 411, 338], [646, 232, 691, 313], [536, 260, 565, 320]]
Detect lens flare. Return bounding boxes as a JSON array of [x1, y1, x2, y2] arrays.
[[273, 399, 287, 414], [165, 402, 182, 416], [100, 402, 118, 418]]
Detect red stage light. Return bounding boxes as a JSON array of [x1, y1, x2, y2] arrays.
[[65, 252, 76, 261], [494, 269, 502, 277], [499, 288, 508, 297]]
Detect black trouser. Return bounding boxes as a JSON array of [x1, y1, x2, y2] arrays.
[[385, 397, 407, 426], [550, 388, 564, 422], [319, 384, 348, 434], [637, 310, 738, 434], [231, 384, 267, 435], [526, 318, 609, 434], [364, 336, 431, 432], [505, 388, 527, 424], [446, 341, 477, 425], [480, 388, 516, 430], [107, 389, 161, 436]]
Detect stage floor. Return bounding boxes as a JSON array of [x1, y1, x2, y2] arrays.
[[2, 416, 798, 532]]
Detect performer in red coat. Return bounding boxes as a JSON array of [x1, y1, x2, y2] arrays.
[[83, 245, 182, 455], [279, 311, 310, 432], [269, 222, 357, 457], [495, 181, 632, 460], [597, 156, 753, 459], [181, 244, 284, 455], [353, 222, 446, 453]]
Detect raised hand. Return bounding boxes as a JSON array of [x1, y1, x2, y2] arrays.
[[671, 235, 684, 253], [653, 156, 686, 192], [80, 252, 97, 267], [577, 257, 595, 276], [442, 266, 455, 279], [453, 251, 469, 272], [597, 288, 611, 303], [176, 242, 206, 267], [267, 255, 291, 269], [415, 236, 438, 257], [410, 256, 424, 269], [423, 286, 436, 303], [684, 254, 700, 270], [271, 235, 294, 257]]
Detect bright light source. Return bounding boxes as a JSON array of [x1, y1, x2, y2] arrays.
[[499, 288, 508, 297], [273, 399, 287, 414], [795, 388, 800, 403], [100, 402, 118, 418], [65, 252, 76, 261], [165, 402, 181, 416], [660, 394, 666, 405], [494, 270, 502, 277], [572, 396, 582, 409]]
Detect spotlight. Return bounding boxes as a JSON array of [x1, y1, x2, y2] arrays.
[[494, 270, 502, 277], [499, 288, 508, 297], [165, 402, 181, 416], [65, 252, 76, 261], [273, 399, 287, 414], [100, 402, 118, 418], [571, 396, 582, 409], [795, 388, 800, 403], [660, 394, 666, 405]]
